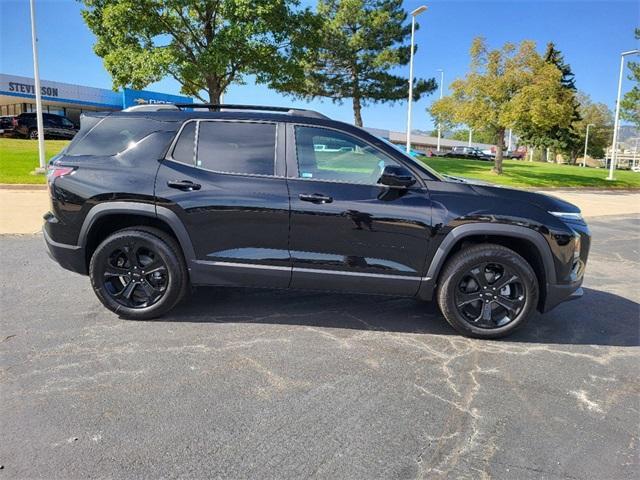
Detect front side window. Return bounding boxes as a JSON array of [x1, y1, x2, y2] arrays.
[[294, 126, 401, 184], [196, 121, 276, 176]]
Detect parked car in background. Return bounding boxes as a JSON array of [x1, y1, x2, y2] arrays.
[[43, 103, 590, 339], [0, 115, 16, 137], [13, 112, 78, 140], [482, 147, 527, 160], [447, 146, 492, 161]]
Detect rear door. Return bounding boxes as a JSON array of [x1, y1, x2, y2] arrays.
[[155, 119, 291, 288], [285, 124, 432, 296]]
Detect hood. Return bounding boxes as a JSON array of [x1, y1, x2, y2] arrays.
[[468, 183, 581, 213]]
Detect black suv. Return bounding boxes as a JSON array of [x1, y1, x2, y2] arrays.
[[43, 104, 590, 339], [14, 112, 78, 139]]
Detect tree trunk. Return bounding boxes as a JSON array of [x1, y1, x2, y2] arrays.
[[206, 76, 223, 105], [352, 96, 363, 127], [493, 128, 505, 174]]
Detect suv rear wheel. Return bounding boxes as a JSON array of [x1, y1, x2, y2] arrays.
[[89, 227, 188, 319], [436, 244, 539, 339]]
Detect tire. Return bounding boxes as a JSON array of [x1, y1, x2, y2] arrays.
[[436, 243, 539, 339], [28, 128, 38, 140], [89, 227, 188, 320]]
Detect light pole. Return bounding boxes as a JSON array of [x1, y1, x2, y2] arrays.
[[436, 68, 444, 152], [607, 49, 639, 180], [29, 0, 46, 173], [406, 5, 428, 153], [468, 128, 472, 147], [582, 123, 595, 167], [507, 129, 512, 152]]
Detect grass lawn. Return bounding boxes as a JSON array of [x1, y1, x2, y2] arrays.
[[421, 156, 640, 189], [0, 138, 70, 184]]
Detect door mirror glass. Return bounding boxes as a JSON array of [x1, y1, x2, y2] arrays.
[[377, 165, 416, 188]]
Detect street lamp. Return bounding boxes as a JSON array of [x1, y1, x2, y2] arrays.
[[468, 128, 472, 147], [582, 123, 595, 167], [607, 49, 639, 180], [406, 5, 428, 153], [436, 68, 444, 152]]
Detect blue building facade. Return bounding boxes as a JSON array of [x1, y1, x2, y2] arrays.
[[0, 73, 192, 124]]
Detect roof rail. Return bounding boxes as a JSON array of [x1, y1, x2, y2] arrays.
[[173, 103, 329, 120]]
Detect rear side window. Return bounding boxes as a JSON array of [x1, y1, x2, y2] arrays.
[[196, 121, 276, 176], [66, 117, 175, 156], [171, 122, 196, 164]]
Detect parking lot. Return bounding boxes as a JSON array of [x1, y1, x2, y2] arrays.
[[1, 215, 638, 479]]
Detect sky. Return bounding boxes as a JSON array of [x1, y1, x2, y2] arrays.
[[0, 0, 638, 132]]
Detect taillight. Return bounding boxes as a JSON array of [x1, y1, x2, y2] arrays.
[[47, 165, 75, 180], [47, 166, 75, 195]]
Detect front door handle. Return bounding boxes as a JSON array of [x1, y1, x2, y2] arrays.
[[167, 180, 201, 191], [299, 193, 333, 204]]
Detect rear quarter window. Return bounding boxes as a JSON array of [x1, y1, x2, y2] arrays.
[[65, 116, 177, 156]]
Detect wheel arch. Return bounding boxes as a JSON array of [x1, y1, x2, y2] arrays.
[[419, 223, 556, 310], [79, 202, 196, 273]]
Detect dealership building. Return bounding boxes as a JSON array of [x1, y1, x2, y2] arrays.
[[0, 73, 192, 124]]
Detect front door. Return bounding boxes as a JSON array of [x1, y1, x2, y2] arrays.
[[155, 119, 291, 288], [286, 125, 432, 296]]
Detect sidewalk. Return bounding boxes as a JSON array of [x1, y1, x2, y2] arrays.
[[0, 185, 638, 235]]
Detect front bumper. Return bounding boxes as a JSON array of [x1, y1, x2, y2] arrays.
[[43, 225, 86, 275], [542, 278, 584, 312]]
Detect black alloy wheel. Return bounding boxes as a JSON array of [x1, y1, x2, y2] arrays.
[[437, 243, 538, 339], [100, 241, 169, 309], [89, 227, 188, 319], [455, 262, 525, 329]]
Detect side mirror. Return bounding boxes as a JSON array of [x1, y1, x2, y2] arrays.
[[378, 165, 416, 188]]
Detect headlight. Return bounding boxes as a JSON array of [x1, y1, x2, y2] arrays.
[[549, 211, 584, 223]]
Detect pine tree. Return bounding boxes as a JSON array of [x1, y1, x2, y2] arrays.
[[279, 0, 437, 126]]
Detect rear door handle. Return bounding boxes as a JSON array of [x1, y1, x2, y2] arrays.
[[299, 193, 333, 204], [167, 180, 201, 191]]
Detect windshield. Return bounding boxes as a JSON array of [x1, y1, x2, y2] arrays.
[[377, 137, 445, 181]]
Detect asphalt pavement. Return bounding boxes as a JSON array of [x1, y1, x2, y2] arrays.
[[1, 215, 638, 479]]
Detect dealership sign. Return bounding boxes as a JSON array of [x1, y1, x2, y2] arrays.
[[122, 88, 192, 108], [0, 73, 192, 109], [8, 81, 59, 97]]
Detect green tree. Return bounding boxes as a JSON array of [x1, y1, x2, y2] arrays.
[[620, 28, 640, 128], [79, 0, 319, 102], [282, 0, 437, 126], [542, 43, 581, 161], [450, 128, 495, 145], [572, 93, 613, 160], [430, 38, 575, 174]]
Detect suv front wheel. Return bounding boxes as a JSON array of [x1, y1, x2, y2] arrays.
[[436, 244, 539, 339], [89, 227, 188, 320]]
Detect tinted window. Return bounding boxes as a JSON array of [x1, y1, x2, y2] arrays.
[[66, 117, 175, 156], [196, 122, 275, 176], [294, 126, 401, 184], [171, 122, 196, 164]]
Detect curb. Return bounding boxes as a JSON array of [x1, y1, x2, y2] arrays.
[[0, 184, 47, 190]]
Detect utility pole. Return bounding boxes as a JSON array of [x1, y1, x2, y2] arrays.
[[608, 49, 639, 180], [30, 0, 46, 173], [436, 68, 444, 152], [406, 5, 428, 153], [582, 123, 595, 167]]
